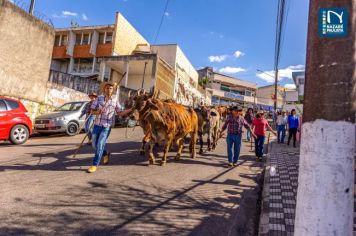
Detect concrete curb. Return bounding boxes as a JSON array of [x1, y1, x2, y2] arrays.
[[258, 140, 274, 236]]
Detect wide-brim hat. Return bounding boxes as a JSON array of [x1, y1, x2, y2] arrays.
[[100, 81, 118, 93], [88, 92, 97, 98]]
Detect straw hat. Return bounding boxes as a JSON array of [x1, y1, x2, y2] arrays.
[[100, 81, 118, 93]]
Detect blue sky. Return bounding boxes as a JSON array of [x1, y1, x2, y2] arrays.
[[33, 0, 309, 88]]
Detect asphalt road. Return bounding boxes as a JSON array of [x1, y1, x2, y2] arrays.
[[0, 127, 264, 236]]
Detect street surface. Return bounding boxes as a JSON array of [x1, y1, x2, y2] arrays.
[[0, 127, 263, 235]]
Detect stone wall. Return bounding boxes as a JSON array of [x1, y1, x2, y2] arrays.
[[0, 0, 55, 103]]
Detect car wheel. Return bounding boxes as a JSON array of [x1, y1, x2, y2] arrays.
[[10, 125, 29, 145], [66, 122, 79, 136]]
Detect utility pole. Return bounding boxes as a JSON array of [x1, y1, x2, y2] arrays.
[[294, 1, 355, 235], [273, 70, 278, 110], [29, 0, 35, 15]]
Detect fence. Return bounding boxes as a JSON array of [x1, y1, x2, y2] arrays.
[[8, 0, 54, 27]]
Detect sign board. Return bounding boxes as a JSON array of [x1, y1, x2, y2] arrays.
[[224, 91, 244, 101], [285, 91, 299, 102], [319, 8, 348, 37]]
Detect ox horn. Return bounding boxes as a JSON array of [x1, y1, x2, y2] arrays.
[[137, 88, 146, 96]]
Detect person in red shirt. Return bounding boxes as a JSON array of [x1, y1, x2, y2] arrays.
[[251, 111, 277, 161]]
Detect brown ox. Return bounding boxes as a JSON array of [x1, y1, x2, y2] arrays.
[[217, 106, 229, 121], [195, 106, 220, 153], [129, 90, 155, 155], [140, 99, 198, 165]]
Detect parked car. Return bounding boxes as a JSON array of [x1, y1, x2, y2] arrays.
[[115, 115, 137, 128], [34, 101, 88, 136], [0, 96, 33, 144]]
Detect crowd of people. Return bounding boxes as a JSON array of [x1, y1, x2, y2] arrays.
[[220, 106, 301, 167]]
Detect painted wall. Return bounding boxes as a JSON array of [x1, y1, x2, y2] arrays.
[[0, 0, 55, 103], [113, 13, 149, 55]]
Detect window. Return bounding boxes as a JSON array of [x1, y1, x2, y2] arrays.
[[5, 99, 19, 110], [73, 58, 93, 73], [0, 100, 7, 111], [60, 35, 68, 46], [54, 35, 61, 46], [99, 33, 105, 44], [299, 78, 304, 85], [75, 33, 82, 45], [55, 102, 84, 111], [82, 33, 90, 45], [105, 32, 113, 44], [220, 85, 230, 92]]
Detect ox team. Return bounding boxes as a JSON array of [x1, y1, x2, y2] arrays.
[[83, 83, 276, 173]]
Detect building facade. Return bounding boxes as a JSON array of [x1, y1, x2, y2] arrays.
[[256, 85, 285, 110], [151, 45, 210, 106], [292, 71, 305, 102], [50, 13, 149, 93], [197, 67, 256, 107]]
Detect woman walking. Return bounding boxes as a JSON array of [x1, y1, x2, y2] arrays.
[[287, 109, 299, 148], [251, 111, 276, 161]]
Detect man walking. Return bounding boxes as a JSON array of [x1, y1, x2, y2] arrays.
[[287, 109, 299, 148], [87, 82, 131, 173], [276, 111, 287, 143], [244, 107, 254, 142], [220, 106, 255, 167], [79, 92, 97, 145]]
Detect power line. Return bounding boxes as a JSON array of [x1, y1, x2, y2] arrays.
[[153, 0, 170, 44]]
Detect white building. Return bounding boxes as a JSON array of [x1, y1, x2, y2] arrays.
[[151, 44, 210, 106]]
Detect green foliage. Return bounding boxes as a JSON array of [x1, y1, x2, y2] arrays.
[[198, 76, 209, 87]]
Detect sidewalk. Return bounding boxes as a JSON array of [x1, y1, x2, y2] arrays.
[[259, 141, 356, 236], [259, 142, 299, 236]]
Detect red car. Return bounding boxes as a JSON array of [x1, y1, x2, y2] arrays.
[[0, 96, 33, 144]]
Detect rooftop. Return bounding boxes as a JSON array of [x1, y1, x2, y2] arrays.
[[55, 24, 115, 32], [212, 72, 257, 89]]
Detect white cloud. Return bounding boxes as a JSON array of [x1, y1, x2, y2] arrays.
[[82, 13, 88, 21], [284, 84, 297, 89], [256, 65, 305, 83], [53, 10, 78, 18], [62, 11, 77, 16], [164, 12, 170, 17], [208, 55, 228, 63], [234, 50, 245, 58], [219, 66, 246, 74]]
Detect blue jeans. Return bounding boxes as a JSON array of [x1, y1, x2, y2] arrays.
[[246, 129, 251, 141], [91, 125, 111, 166], [277, 125, 286, 143], [255, 135, 265, 158], [85, 115, 95, 140], [226, 134, 242, 163]]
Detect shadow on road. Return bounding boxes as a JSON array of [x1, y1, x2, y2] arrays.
[[0, 156, 263, 236]]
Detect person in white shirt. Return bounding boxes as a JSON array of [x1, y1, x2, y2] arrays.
[[276, 111, 287, 143]]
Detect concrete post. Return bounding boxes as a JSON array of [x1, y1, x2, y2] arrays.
[[124, 60, 129, 88], [294, 1, 356, 235]]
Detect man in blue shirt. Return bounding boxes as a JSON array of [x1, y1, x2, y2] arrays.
[[287, 109, 299, 148]]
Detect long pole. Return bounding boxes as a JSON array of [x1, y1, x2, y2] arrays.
[[294, 1, 355, 235], [273, 70, 278, 110], [29, 0, 35, 15]]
